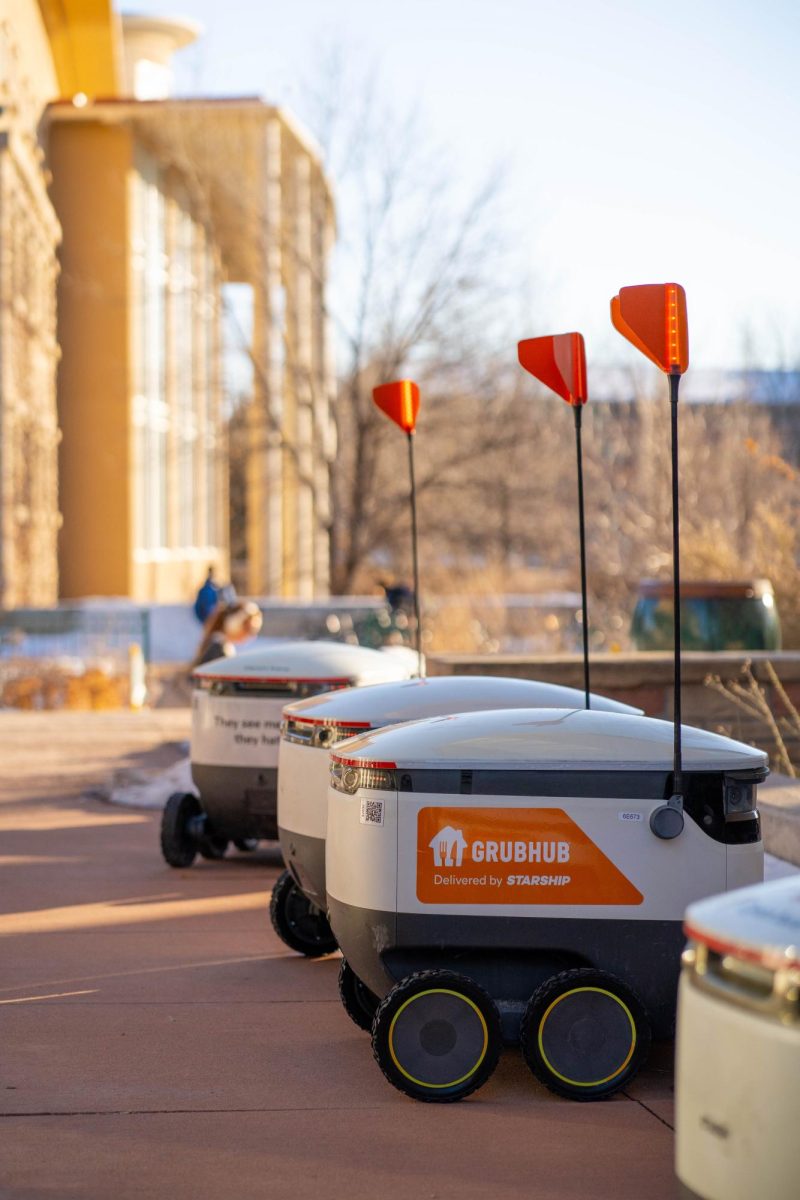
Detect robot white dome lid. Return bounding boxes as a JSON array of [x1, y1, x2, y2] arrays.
[[684, 875, 800, 972], [331, 707, 768, 774], [283, 675, 641, 727], [192, 639, 413, 685]]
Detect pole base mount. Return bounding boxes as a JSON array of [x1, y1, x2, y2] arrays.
[[650, 802, 684, 840]]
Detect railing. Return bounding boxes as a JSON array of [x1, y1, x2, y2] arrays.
[[0, 606, 150, 710], [0, 607, 150, 662]]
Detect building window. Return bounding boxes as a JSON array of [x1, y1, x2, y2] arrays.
[[132, 151, 169, 551]]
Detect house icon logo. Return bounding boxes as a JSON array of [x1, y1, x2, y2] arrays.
[[429, 825, 468, 867]]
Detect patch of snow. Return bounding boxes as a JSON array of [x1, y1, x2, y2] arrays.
[[764, 852, 799, 880], [106, 756, 194, 809]]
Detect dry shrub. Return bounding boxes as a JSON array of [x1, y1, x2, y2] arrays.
[[0, 660, 127, 710], [343, 390, 800, 654], [707, 660, 800, 775], [586, 402, 800, 648], [357, 561, 578, 655]]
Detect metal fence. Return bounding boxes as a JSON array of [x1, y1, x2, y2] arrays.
[[0, 607, 150, 663], [0, 607, 151, 710]]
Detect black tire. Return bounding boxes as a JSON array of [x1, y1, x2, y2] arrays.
[[160, 792, 200, 868], [269, 869, 338, 957], [234, 838, 259, 852], [339, 959, 380, 1032], [520, 968, 651, 1101], [199, 831, 229, 860], [371, 970, 502, 1103]]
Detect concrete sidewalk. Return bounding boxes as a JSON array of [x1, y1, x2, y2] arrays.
[[1, 711, 680, 1200]]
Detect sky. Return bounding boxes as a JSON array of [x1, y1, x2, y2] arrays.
[[129, 0, 800, 371]]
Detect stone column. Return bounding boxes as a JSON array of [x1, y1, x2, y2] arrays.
[[246, 115, 284, 596], [293, 150, 315, 599]]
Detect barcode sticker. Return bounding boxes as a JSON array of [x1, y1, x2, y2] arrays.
[[360, 797, 384, 826]]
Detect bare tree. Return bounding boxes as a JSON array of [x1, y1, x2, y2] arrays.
[[582, 395, 800, 647], [300, 53, 800, 650], [302, 53, 528, 593]]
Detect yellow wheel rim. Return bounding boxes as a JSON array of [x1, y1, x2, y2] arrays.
[[388, 988, 489, 1090], [537, 986, 636, 1088]]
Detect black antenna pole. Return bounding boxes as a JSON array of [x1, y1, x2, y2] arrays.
[[407, 431, 424, 677], [647, 369, 686, 840], [650, 368, 686, 839], [669, 371, 683, 790], [573, 405, 591, 708]]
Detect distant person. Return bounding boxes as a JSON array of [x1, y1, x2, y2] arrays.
[[379, 578, 414, 615], [190, 600, 263, 670], [194, 567, 220, 625]]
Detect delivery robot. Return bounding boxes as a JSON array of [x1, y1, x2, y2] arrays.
[[275, 675, 641, 1007], [159, 641, 413, 876], [325, 706, 766, 1102], [676, 875, 800, 1200]]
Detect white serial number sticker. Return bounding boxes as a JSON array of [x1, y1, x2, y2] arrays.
[[360, 798, 384, 826], [618, 811, 643, 822]]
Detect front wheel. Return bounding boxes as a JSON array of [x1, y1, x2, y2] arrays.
[[234, 838, 259, 852], [338, 959, 380, 1032], [372, 970, 502, 1103], [520, 968, 651, 1101], [160, 792, 200, 868], [269, 869, 338, 957]]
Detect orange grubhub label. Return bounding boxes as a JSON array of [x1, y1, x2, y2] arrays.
[[416, 807, 643, 906]]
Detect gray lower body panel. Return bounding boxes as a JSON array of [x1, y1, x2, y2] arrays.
[[278, 826, 326, 907], [327, 897, 684, 1041], [191, 763, 278, 840]]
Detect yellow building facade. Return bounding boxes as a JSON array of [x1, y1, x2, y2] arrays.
[[0, 0, 118, 607], [2, 4, 335, 606], [0, 0, 61, 606], [49, 102, 229, 600]]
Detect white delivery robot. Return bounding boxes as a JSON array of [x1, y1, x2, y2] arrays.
[[325, 707, 766, 1102], [276, 676, 641, 1005], [159, 641, 413, 875], [676, 875, 800, 1200]]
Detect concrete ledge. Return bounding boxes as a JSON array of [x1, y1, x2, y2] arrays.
[[427, 650, 800, 689], [761, 774, 800, 866]]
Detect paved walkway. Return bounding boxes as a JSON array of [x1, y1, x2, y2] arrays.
[[0, 711, 679, 1199]]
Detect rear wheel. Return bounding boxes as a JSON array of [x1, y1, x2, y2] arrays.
[[338, 959, 380, 1032], [199, 831, 229, 860], [520, 968, 651, 1101], [269, 869, 338, 957], [160, 792, 200, 868], [372, 970, 502, 1103]]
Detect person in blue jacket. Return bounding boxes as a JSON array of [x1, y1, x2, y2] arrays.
[[193, 567, 220, 624]]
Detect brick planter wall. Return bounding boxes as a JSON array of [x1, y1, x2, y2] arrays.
[[427, 650, 800, 767]]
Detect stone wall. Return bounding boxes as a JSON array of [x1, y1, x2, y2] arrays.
[[427, 650, 800, 767]]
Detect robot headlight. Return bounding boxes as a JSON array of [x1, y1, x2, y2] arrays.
[[330, 760, 396, 794], [283, 719, 372, 747], [723, 780, 757, 817]]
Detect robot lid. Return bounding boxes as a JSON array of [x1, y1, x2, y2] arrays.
[[330, 707, 768, 773], [283, 675, 641, 730], [684, 876, 800, 974], [192, 640, 414, 687]]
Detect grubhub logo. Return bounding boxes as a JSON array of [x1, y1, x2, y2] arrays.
[[429, 826, 468, 867], [429, 824, 567, 868], [417, 806, 643, 907]]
